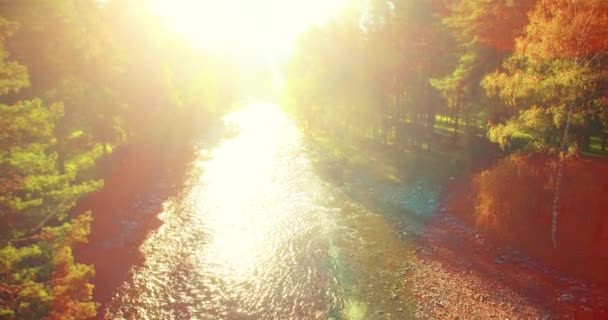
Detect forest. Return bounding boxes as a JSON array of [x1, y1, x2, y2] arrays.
[[287, 0, 608, 155], [1, 0, 608, 319], [285, 0, 608, 284], [0, 1, 238, 318]]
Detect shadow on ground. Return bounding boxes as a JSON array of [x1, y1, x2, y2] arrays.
[[304, 133, 608, 319], [74, 124, 229, 318]]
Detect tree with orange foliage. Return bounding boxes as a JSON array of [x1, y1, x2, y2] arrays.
[[484, 0, 608, 152], [446, 0, 537, 52], [432, 0, 539, 147], [483, 0, 608, 248]]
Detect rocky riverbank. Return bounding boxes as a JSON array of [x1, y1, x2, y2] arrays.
[[74, 146, 196, 313], [408, 207, 608, 319]]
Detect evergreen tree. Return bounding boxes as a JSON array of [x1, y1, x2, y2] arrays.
[[0, 16, 98, 320]]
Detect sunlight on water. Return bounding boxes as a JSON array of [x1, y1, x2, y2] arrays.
[[194, 104, 294, 279], [103, 103, 419, 319]]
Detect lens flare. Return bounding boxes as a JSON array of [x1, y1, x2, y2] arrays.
[[146, 0, 347, 64]]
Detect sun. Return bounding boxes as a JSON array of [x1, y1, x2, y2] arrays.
[[146, 0, 347, 65]]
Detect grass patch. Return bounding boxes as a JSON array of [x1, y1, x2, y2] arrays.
[[304, 129, 467, 186], [587, 136, 608, 156]]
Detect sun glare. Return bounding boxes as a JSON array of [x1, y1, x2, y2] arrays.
[[146, 0, 347, 65]]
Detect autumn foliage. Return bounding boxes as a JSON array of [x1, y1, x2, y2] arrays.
[[447, 0, 537, 52], [287, 1, 608, 281], [518, 0, 608, 60], [0, 1, 235, 318], [447, 153, 608, 283]]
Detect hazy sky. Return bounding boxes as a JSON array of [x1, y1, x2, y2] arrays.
[[146, 0, 348, 65]]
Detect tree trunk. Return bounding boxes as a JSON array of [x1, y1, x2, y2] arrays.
[[55, 116, 69, 174], [453, 85, 462, 142], [453, 105, 460, 142], [56, 136, 66, 174]]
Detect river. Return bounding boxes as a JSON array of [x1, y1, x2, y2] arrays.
[[102, 103, 440, 319]]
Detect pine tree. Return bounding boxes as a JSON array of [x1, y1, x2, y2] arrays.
[[0, 17, 98, 320]]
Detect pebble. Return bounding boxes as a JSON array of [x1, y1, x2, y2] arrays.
[[558, 293, 575, 302]]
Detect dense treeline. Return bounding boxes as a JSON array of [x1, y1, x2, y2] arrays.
[[0, 1, 237, 318], [285, 0, 608, 277], [286, 0, 608, 155]]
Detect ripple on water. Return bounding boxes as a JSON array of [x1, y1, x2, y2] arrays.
[[104, 104, 422, 320]]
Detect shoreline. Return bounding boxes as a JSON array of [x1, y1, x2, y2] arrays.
[[74, 145, 197, 317], [74, 133, 608, 319]]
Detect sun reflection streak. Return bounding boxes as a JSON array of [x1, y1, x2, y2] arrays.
[[103, 103, 421, 319], [193, 104, 290, 277]]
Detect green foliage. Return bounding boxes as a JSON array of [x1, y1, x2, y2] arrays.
[[0, 213, 96, 320], [482, 0, 608, 152], [0, 18, 28, 94], [0, 1, 238, 318], [286, 0, 608, 267], [286, 0, 452, 149], [430, 42, 493, 118], [0, 11, 99, 318], [0, 0, 605, 317]]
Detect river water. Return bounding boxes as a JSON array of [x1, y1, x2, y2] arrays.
[[103, 103, 439, 320]]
